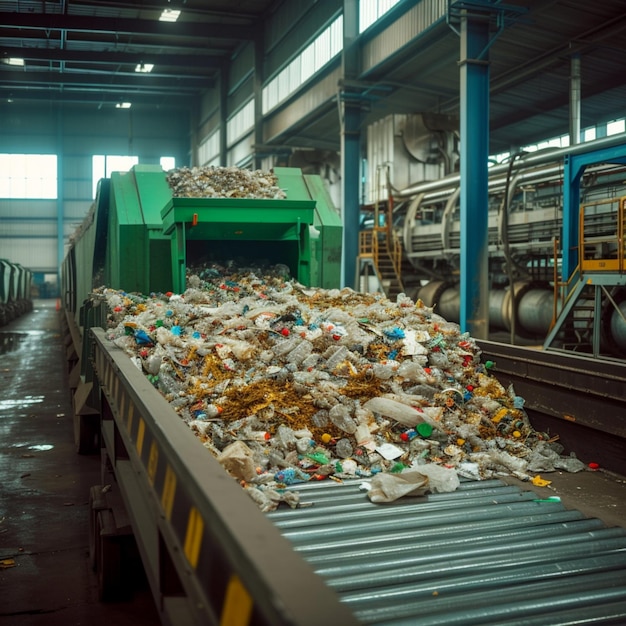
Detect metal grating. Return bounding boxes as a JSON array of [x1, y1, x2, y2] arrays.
[[269, 478, 626, 625]]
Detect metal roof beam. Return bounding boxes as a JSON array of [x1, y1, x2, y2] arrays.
[[0, 45, 224, 69], [0, 88, 192, 107], [0, 70, 209, 91], [0, 13, 255, 40]]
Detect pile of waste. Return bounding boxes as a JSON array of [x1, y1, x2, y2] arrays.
[[99, 263, 585, 511], [166, 166, 287, 200]]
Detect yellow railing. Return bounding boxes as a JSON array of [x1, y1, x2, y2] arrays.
[[551, 236, 580, 330], [579, 195, 625, 272], [358, 227, 404, 293], [359, 229, 375, 259], [388, 227, 404, 281], [550, 195, 625, 329]]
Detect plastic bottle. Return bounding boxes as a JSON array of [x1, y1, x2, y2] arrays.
[[273, 335, 299, 356], [400, 429, 418, 442], [311, 409, 329, 428], [286, 339, 313, 365], [364, 397, 425, 428], [296, 437, 314, 454], [328, 404, 357, 434], [372, 362, 396, 380], [325, 345, 349, 370], [397, 361, 427, 382], [335, 438, 353, 458], [275, 424, 297, 450], [301, 353, 321, 369]]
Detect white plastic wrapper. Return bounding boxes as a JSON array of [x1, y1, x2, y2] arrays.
[[367, 464, 460, 503]]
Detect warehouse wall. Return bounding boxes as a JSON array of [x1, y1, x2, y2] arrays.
[[0, 102, 191, 280], [194, 0, 342, 168]]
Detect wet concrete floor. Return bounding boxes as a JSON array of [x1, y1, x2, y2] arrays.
[[1, 300, 625, 625], [0, 301, 159, 625]]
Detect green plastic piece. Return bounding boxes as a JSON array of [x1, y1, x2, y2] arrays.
[[306, 452, 329, 465], [416, 422, 433, 438]]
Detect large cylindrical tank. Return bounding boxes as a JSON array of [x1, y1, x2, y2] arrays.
[[417, 280, 556, 338]]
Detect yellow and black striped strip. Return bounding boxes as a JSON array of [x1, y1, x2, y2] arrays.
[[94, 341, 256, 623]]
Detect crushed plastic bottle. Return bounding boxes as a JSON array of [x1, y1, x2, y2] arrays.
[[329, 404, 358, 434]]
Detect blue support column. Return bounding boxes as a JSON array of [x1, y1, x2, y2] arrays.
[[562, 144, 626, 282], [561, 154, 582, 282], [459, 12, 490, 338], [341, 0, 361, 289]]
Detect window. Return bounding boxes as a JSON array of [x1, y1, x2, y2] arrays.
[[584, 127, 596, 142], [198, 131, 220, 166], [92, 155, 139, 197], [359, 0, 401, 33], [607, 119, 625, 136], [262, 16, 344, 113], [227, 100, 255, 145], [160, 156, 176, 171], [0, 154, 57, 199]]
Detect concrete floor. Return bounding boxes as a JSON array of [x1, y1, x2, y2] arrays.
[[0, 301, 159, 625], [1, 300, 625, 625]]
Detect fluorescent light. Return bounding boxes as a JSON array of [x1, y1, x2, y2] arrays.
[[159, 8, 180, 22], [135, 63, 154, 73], [116, 102, 132, 109], [5, 58, 25, 66]]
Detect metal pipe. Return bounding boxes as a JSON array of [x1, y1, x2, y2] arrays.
[[570, 54, 581, 145], [419, 282, 559, 337], [395, 132, 626, 199]]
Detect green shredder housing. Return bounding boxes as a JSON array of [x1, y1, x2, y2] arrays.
[[101, 164, 342, 295], [104, 165, 174, 294]]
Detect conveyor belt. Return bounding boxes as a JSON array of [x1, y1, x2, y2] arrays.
[[272, 479, 626, 625], [476, 340, 626, 475], [90, 328, 626, 625]]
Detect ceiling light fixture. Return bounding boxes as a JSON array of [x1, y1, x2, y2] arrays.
[[135, 63, 154, 73], [159, 8, 180, 22], [4, 58, 25, 66], [116, 102, 132, 109]]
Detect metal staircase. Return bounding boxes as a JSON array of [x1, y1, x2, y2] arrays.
[[544, 195, 626, 356], [357, 227, 405, 299]]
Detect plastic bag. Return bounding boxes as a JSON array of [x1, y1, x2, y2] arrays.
[[367, 464, 460, 503]]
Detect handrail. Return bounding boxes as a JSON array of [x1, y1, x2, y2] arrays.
[[579, 195, 625, 272], [550, 194, 625, 331], [358, 227, 405, 295], [551, 236, 582, 330]]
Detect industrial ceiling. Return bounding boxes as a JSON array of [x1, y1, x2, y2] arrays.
[[1, 0, 625, 153]]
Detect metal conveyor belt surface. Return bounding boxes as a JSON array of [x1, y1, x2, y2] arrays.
[[270, 478, 626, 625]]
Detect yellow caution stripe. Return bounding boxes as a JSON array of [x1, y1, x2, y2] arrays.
[[221, 575, 253, 626], [183, 506, 204, 569], [161, 465, 177, 521], [147, 439, 159, 485], [136, 418, 146, 456]]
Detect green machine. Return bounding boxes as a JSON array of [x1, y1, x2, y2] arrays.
[[98, 164, 342, 296]]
